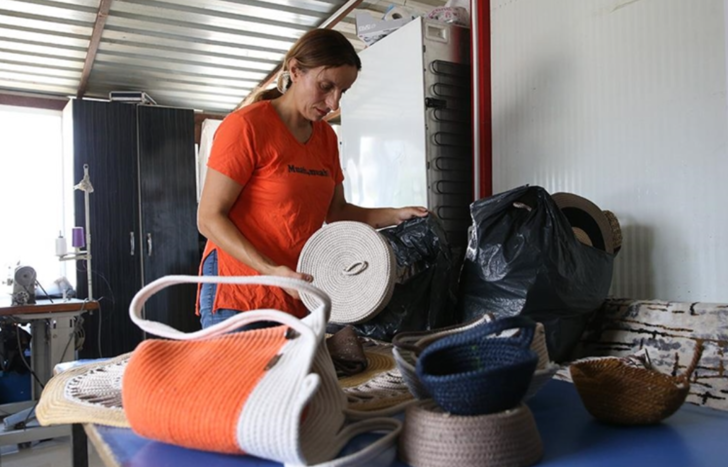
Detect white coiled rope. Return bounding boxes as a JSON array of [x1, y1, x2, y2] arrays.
[[298, 221, 396, 324]]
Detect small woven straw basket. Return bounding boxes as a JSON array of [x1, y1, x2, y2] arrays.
[[570, 341, 703, 425]]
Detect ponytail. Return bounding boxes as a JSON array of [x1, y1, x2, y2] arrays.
[[236, 29, 360, 110], [251, 87, 283, 103]]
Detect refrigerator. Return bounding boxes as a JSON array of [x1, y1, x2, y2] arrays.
[[340, 17, 473, 249]]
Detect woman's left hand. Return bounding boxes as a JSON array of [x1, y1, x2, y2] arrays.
[[393, 206, 429, 225]]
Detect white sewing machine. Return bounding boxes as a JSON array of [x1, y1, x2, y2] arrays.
[[8, 264, 37, 306]]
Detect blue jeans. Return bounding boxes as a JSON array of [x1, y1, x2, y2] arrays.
[[199, 250, 278, 331]]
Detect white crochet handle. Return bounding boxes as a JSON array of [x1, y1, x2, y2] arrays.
[[129, 275, 331, 341], [296, 418, 402, 467]]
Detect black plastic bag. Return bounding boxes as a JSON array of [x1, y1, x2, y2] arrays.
[[457, 185, 614, 362], [343, 215, 458, 341]]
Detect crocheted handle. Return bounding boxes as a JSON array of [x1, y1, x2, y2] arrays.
[[128, 275, 331, 342], [416, 316, 537, 363], [676, 339, 704, 382], [393, 314, 493, 356], [469, 315, 536, 348], [342, 261, 368, 276], [294, 418, 401, 467]]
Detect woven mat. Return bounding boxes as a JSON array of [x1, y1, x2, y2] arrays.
[[36, 352, 132, 428], [338, 337, 413, 412]]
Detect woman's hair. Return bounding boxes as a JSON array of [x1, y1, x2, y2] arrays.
[[251, 29, 361, 103]]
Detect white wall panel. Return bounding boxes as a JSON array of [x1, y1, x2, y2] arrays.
[[491, 0, 728, 301], [340, 19, 428, 209]]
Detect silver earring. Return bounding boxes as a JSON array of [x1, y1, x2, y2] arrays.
[[276, 71, 291, 94]]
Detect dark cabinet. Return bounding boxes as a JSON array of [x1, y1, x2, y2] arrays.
[[66, 99, 200, 358]]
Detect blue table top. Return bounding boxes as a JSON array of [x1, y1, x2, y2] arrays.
[[88, 380, 728, 467]]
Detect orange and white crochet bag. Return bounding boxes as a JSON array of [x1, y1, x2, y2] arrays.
[[122, 275, 401, 466]]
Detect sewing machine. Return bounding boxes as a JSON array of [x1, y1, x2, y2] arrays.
[[8, 265, 37, 306]]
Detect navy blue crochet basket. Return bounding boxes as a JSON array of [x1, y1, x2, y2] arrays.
[[416, 316, 539, 416]]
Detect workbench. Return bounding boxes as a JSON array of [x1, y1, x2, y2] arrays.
[[0, 298, 98, 449]]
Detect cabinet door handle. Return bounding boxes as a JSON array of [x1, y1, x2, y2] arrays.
[[147, 233, 153, 257], [130, 232, 135, 256]]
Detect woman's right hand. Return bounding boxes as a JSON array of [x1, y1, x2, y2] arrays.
[[267, 265, 313, 300]]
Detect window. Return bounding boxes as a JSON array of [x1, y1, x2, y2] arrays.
[[0, 105, 71, 292]]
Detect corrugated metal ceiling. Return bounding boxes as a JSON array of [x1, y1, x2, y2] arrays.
[[0, 0, 448, 114]]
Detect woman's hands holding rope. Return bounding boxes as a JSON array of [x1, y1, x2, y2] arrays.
[[267, 265, 313, 300]]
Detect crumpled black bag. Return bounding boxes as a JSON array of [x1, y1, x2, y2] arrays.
[[342, 215, 458, 341], [457, 185, 614, 362]]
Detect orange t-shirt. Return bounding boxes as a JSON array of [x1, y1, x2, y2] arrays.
[[200, 100, 344, 318]]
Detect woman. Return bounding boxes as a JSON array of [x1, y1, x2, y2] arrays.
[[197, 29, 427, 329]]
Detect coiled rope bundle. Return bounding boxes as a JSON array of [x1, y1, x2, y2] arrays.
[[298, 221, 396, 324]]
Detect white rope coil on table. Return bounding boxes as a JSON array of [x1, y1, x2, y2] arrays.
[[298, 221, 396, 324], [399, 401, 543, 467]]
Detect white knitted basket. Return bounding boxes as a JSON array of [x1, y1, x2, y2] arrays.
[[298, 221, 397, 324]]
